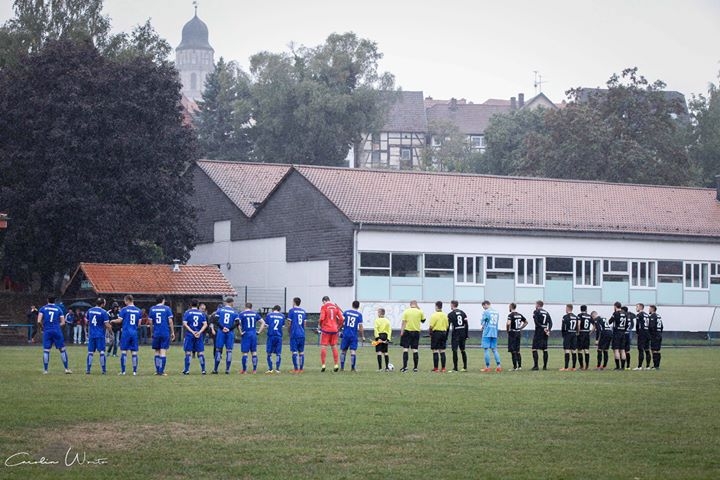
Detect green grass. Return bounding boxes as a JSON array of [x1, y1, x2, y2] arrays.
[[0, 345, 718, 479]]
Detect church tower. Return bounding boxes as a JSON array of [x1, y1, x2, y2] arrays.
[[176, 5, 214, 101]]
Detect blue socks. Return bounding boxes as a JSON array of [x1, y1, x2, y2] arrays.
[[87, 352, 93, 372], [160, 356, 166, 374], [252, 355, 258, 371], [292, 352, 298, 370], [300, 353, 305, 370], [242, 355, 248, 372], [484, 349, 490, 367], [100, 353, 106, 373], [267, 354, 273, 370], [60, 349, 69, 369], [199, 354, 206, 372], [121, 353, 127, 373], [225, 351, 232, 372], [43, 350, 49, 371], [214, 351, 221, 372], [351, 353, 357, 369], [340, 351, 346, 369], [184, 355, 190, 373], [131, 353, 138, 373], [275, 355, 281, 371]]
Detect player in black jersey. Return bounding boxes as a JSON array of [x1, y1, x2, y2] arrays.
[[447, 300, 469, 372], [621, 306, 635, 370], [576, 305, 593, 370], [608, 301, 629, 370], [648, 305, 663, 369], [506, 303, 528, 371], [560, 304, 578, 371], [634, 303, 651, 370], [531, 300, 552, 371], [592, 310, 612, 369]]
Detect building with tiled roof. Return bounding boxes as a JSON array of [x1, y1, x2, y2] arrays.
[[189, 160, 720, 330], [63, 262, 236, 315]]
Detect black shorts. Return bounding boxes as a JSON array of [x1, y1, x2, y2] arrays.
[[451, 333, 467, 351], [375, 342, 388, 353], [430, 331, 447, 350], [577, 332, 590, 350], [637, 333, 650, 350], [400, 331, 420, 349], [532, 331, 548, 350], [598, 333, 612, 350], [650, 335, 662, 351], [563, 334, 578, 350], [507, 331, 521, 352], [624, 334, 632, 351], [611, 332, 627, 350]]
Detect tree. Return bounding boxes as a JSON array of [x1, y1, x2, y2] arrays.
[[689, 71, 720, 187], [249, 32, 395, 166], [0, 40, 196, 291], [419, 121, 482, 173], [483, 68, 695, 186], [196, 58, 253, 160]]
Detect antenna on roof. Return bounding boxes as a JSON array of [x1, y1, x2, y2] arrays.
[[193, 0, 198, 16], [533, 71, 547, 94]]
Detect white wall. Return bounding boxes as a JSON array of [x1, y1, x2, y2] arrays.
[[189, 234, 353, 313]]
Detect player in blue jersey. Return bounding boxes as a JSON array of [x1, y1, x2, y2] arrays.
[[480, 300, 502, 372], [111, 295, 143, 375], [340, 301, 366, 372], [286, 297, 307, 373], [149, 295, 175, 376], [264, 305, 285, 374], [85, 298, 110, 374], [213, 297, 240, 374], [37, 296, 71, 374], [239, 303, 265, 374], [182, 299, 208, 374]]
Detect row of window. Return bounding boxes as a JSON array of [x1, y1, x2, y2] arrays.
[[358, 252, 719, 290]]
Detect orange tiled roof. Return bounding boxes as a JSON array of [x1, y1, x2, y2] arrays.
[[73, 263, 236, 296], [197, 160, 292, 217]]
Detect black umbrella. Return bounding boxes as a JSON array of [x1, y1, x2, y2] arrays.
[[68, 301, 93, 309]]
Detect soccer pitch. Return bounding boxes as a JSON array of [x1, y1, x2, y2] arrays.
[[0, 346, 718, 479]]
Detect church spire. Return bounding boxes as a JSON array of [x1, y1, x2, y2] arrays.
[[193, 1, 198, 17]]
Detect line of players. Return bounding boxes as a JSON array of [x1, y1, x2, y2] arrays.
[[35, 294, 664, 375]]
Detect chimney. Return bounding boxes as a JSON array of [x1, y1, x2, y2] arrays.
[[510, 96, 517, 110], [171, 259, 181, 272], [449, 98, 458, 111], [518, 93, 525, 108], [716, 175, 720, 201]]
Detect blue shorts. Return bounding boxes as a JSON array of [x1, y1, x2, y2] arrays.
[[266, 336, 282, 355], [241, 334, 258, 353], [289, 336, 305, 353], [87, 337, 105, 352], [184, 334, 205, 353], [215, 331, 235, 351], [152, 335, 170, 350], [120, 333, 139, 351], [482, 337, 498, 349], [43, 330, 64, 350], [340, 335, 358, 351]]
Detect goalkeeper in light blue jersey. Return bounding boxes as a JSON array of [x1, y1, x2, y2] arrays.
[[480, 300, 502, 372]]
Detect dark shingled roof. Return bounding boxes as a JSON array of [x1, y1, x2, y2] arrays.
[[426, 103, 512, 135], [197, 162, 720, 239], [382, 91, 428, 132]]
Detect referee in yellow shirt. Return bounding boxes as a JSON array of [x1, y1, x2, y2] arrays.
[[430, 301, 449, 372], [373, 308, 392, 371], [400, 300, 425, 372]]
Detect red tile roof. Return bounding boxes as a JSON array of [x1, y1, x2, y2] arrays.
[[197, 160, 292, 217], [70, 263, 236, 296]]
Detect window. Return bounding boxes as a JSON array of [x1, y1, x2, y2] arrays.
[[517, 258, 544, 286], [431, 136, 442, 147], [486, 256, 514, 280], [546, 257, 573, 280], [359, 252, 389, 277], [424, 254, 454, 278], [455, 255, 484, 284], [391, 254, 420, 278], [400, 148, 411, 161], [658, 261, 683, 284], [631, 261, 656, 288], [711, 263, 720, 285], [603, 260, 629, 282], [470, 136, 484, 149], [575, 259, 601, 287], [685, 262, 709, 289]]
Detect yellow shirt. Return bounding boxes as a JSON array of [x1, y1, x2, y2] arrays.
[[402, 307, 425, 331], [374, 317, 392, 342], [430, 311, 449, 332]]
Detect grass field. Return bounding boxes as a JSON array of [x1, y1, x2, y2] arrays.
[[0, 345, 719, 479]]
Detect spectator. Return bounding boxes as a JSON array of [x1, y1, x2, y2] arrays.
[[65, 308, 76, 343], [27, 305, 39, 343], [107, 302, 121, 357], [139, 308, 151, 345], [74, 309, 85, 345]]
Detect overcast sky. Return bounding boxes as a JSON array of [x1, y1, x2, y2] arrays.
[[2, 0, 719, 103]]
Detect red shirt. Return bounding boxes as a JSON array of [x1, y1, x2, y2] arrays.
[[319, 302, 344, 334]]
